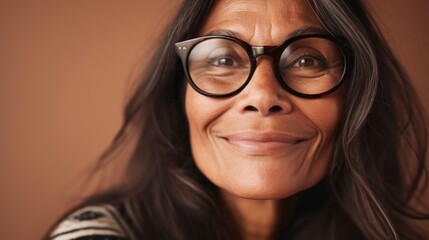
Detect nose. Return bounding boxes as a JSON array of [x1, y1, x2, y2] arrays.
[[235, 58, 293, 116]]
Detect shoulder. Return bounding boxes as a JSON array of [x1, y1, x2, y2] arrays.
[[49, 204, 137, 240]]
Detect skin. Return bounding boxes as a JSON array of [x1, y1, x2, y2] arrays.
[[185, 0, 345, 239]]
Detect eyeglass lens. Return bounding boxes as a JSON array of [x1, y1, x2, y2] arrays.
[[187, 37, 345, 96]]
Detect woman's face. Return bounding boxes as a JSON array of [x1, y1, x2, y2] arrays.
[[185, 0, 344, 199]]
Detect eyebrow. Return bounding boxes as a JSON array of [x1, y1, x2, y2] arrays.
[[288, 26, 329, 38], [204, 26, 329, 42], [204, 29, 246, 39]]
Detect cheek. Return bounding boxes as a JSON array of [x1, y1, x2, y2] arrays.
[[296, 93, 344, 180], [185, 85, 232, 183], [302, 101, 342, 138], [185, 86, 229, 132], [303, 93, 344, 138]]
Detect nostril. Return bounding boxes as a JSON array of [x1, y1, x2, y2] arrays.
[[269, 105, 283, 112], [244, 105, 258, 111], [244, 105, 283, 113]]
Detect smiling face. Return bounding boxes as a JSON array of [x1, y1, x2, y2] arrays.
[[185, 0, 345, 199]]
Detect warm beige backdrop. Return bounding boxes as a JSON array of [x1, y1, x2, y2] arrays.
[[1, 1, 428, 239]]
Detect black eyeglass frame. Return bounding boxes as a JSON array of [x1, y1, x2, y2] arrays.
[[175, 34, 350, 98]]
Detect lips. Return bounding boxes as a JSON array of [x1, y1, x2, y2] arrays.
[[220, 131, 308, 155]]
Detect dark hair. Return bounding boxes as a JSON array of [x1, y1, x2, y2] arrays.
[[49, 0, 429, 239]]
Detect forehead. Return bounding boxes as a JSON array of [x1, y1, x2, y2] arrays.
[[199, 0, 323, 45]]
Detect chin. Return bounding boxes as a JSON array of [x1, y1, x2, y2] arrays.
[[219, 179, 306, 200], [218, 170, 329, 201]]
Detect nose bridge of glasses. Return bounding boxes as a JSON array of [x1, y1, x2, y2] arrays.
[[248, 46, 283, 92], [252, 46, 279, 58]]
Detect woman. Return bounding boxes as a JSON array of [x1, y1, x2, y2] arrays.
[[47, 0, 429, 239]]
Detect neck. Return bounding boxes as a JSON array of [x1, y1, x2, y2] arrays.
[[221, 191, 297, 240]]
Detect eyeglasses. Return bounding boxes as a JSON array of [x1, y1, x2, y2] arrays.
[[175, 34, 349, 98]]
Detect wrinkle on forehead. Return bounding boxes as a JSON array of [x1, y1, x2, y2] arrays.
[[200, 0, 322, 45]]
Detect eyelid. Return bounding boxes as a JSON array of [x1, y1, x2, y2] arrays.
[[206, 47, 248, 64]]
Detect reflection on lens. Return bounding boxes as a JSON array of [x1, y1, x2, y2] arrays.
[[188, 38, 251, 94], [279, 37, 345, 95]]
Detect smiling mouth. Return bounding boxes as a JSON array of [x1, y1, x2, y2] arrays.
[[220, 132, 307, 155]]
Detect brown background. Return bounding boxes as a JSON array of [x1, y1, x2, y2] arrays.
[[0, 1, 428, 239]]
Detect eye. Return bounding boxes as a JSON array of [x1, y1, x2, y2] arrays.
[[280, 51, 329, 78], [211, 57, 236, 67], [291, 56, 325, 68], [208, 54, 244, 68], [205, 46, 246, 68]]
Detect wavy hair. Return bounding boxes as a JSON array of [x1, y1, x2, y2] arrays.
[[49, 0, 429, 239]]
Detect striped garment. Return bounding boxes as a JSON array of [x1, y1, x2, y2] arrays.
[[49, 205, 137, 240]]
